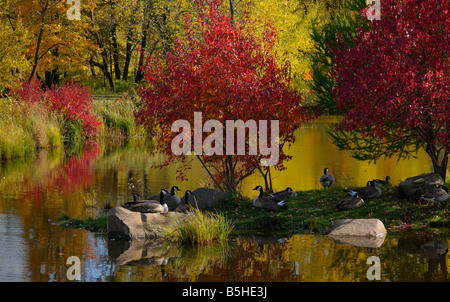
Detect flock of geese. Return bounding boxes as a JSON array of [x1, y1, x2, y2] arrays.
[[123, 186, 195, 214], [122, 168, 449, 214], [251, 168, 449, 212]]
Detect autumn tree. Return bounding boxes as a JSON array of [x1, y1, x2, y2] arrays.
[[1, 0, 96, 87], [137, 0, 315, 193], [330, 0, 450, 180], [310, 0, 369, 113], [243, 0, 346, 103], [0, 0, 31, 92]]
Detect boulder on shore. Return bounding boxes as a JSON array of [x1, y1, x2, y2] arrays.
[[398, 172, 445, 199], [181, 188, 231, 210], [328, 219, 387, 238], [107, 206, 186, 240]]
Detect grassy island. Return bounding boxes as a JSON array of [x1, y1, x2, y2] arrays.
[[58, 185, 449, 239]]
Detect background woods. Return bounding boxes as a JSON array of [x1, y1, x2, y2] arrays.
[[0, 0, 345, 96]]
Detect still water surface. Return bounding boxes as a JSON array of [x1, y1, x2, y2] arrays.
[[0, 117, 448, 282]]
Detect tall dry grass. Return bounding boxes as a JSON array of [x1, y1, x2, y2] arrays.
[[0, 97, 63, 160], [169, 208, 234, 245]]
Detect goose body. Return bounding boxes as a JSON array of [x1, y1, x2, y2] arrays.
[[270, 187, 297, 200], [420, 185, 449, 203], [125, 194, 157, 206], [252, 185, 287, 212], [124, 189, 169, 213], [336, 193, 364, 210], [347, 181, 382, 199], [320, 168, 335, 189], [150, 186, 182, 211], [373, 176, 392, 187], [175, 190, 194, 213]]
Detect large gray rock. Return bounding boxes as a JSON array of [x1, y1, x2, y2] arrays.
[[107, 206, 186, 240], [328, 219, 387, 238], [181, 188, 231, 210], [398, 172, 445, 199]]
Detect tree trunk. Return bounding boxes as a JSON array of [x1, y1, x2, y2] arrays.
[[44, 69, 60, 87], [89, 10, 115, 91], [257, 166, 273, 194], [135, 19, 150, 83], [29, 27, 44, 82], [112, 24, 121, 80], [229, 0, 235, 22], [122, 29, 133, 81], [89, 56, 96, 76], [91, 55, 115, 92], [426, 144, 449, 181]]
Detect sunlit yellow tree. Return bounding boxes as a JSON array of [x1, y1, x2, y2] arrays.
[[0, 1, 31, 91], [209, 0, 342, 104], [8, 0, 96, 86]]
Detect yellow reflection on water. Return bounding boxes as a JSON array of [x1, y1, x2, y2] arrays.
[[175, 116, 432, 198]]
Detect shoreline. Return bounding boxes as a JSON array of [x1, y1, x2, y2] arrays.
[[58, 186, 449, 238]]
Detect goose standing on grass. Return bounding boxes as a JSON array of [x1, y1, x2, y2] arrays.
[[150, 186, 182, 211], [320, 168, 335, 189], [373, 176, 392, 187], [175, 190, 195, 213], [347, 181, 382, 199], [420, 185, 449, 203], [270, 187, 297, 200], [336, 193, 364, 210], [124, 189, 169, 213], [252, 185, 287, 212]]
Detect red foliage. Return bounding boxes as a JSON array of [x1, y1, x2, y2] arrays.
[[14, 78, 102, 139], [332, 0, 450, 164], [52, 143, 102, 194], [136, 0, 316, 190]]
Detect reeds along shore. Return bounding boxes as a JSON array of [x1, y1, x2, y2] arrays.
[[0, 96, 144, 161]]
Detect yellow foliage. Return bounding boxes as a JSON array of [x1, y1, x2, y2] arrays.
[[0, 5, 31, 91], [232, 0, 336, 102]]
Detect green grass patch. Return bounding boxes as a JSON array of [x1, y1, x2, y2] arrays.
[[223, 186, 449, 236], [57, 212, 107, 234], [56, 186, 449, 239]]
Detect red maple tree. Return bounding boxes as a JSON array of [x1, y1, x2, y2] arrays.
[[136, 0, 315, 193], [331, 0, 450, 179]]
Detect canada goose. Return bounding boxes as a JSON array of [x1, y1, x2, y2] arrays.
[[420, 185, 449, 203], [124, 193, 154, 206], [124, 189, 169, 213], [373, 176, 392, 187], [347, 181, 382, 199], [149, 186, 182, 210], [252, 185, 287, 212], [336, 193, 364, 210], [270, 187, 297, 200], [175, 190, 195, 213], [320, 168, 335, 189]]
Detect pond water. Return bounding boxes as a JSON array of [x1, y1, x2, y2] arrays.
[[0, 116, 448, 282]]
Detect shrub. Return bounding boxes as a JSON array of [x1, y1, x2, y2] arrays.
[[13, 78, 102, 141]]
